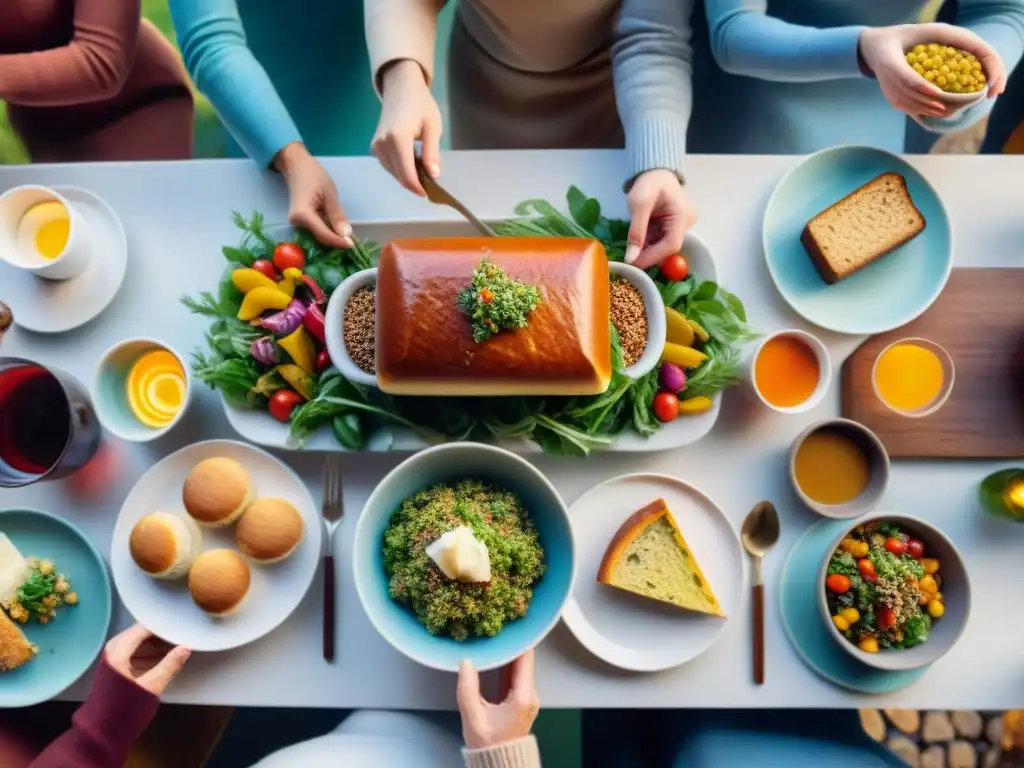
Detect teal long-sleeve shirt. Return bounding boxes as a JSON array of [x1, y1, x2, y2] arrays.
[[168, 0, 381, 166], [686, 0, 1024, 154]]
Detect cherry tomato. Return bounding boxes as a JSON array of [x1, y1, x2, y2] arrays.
[[877, 606, 896, 631], [659, 253, 689, 282], [316, 347, 331, 374], [652, 391, 680, 422], [251, 259, 280, 281], [906, 538, 925, 558], [825, 574, 851, 594], [858, 558, 877, 583], [269, 389, 304, 422], [273, 242, 306, 272], [885, 537, 906, 556]]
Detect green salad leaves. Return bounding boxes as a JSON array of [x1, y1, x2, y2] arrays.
[[183, 188, 757, 456]]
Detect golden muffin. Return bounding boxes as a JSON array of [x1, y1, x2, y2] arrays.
[[236, 498, 305, 564], [182, 457, 254, 527], [188, 550, 251, 617], [129, 511, 203, 579]]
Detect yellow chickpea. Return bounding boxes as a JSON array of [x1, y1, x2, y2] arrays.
[[951, 82, 964, 93], [939, 64, 951, 75], [913, 63, 926, 75], [927, 600, 945, 618], [936, 75, 948, 87], [65, 592, 79, 606], [906, 52, 917, 65], [39, 561, 55, 576], [841, 608, 861, 624], [859, 636, 880, 653], [42, 595, 57, 608], [924, 71, 938, 82], [927, 43, 941, 53], [971, 60, 982, 71], [913, 44, 926, 54], [833, 615, 850, 632]]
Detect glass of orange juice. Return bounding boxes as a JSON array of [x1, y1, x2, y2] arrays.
[[871, 337, 955, 418]]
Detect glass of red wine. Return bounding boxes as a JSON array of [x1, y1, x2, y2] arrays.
[[0, 358, 101, 488]]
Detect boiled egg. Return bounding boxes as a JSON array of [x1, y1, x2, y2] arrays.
[[17, 201, 70, 261]]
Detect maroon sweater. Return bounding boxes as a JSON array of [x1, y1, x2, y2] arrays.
[[28, 660, 159, 768]]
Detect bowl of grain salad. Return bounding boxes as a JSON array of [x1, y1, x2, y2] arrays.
[[608, 262, 666, 380], [324, 267, 378, 387], [817, 512, 970, 672]]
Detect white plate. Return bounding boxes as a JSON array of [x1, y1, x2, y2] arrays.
[[560, 473, 743, 672], [111, 440, 322, 652], [0, 186, 127, 333], [219, 222, 721, 453]]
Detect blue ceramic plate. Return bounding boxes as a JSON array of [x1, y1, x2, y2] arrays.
[[353, 443, 575, 672], [0, 509, 112, 708], [779, 519, 929, 694], [764, 146, 953, 335]]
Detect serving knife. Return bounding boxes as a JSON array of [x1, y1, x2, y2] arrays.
[[415, 158, 497, 237]]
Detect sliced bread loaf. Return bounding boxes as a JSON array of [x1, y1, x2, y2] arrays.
[[801, 172, 926, 284], [597, 498, 724, 617]]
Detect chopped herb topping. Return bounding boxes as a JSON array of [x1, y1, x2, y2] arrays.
[[457, 259, 540, 343]]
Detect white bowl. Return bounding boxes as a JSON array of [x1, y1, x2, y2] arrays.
[[93, 338, 192, 442], [817, 512, 970, 671], [324, 268, 378, 387], [745, 329, 832, 414], [608, 262, 665, 380]]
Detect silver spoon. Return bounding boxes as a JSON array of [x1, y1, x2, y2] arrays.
[[414, 157, 497, 238], [741, 500, 781, 686]]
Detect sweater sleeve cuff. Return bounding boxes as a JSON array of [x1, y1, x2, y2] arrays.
[[365, 2, 438, 97], [75, 660, 161, 745], [623, 112, 688, 189], [463, 735, 542, 768]]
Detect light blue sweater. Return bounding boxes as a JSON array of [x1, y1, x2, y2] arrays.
[[686, 0, 1024, 154], [168, 0, 381, 166]]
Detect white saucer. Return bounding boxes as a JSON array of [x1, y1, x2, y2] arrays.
[[560, 473, 743, 672], [110, 440, 322, 652], [0, 186, 127, 333]]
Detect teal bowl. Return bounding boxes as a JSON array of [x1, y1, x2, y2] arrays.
[[764, 145, 953, 335], [93, 338, 191, 443], [353, 443, 575, 672], [0, 509, 112, 707]]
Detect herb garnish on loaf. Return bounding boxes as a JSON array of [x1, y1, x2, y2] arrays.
[[597, 498, 724, 617], [801, 172, 926, 285]]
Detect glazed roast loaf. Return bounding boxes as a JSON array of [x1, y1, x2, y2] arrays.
[[375, 237, 611, 396]]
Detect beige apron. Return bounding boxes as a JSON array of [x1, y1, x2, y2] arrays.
[[446, 5, 625, 150]]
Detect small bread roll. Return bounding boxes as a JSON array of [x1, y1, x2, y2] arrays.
[[236, 498, 305, 564], [188, 550, 251, 617], [182, 457, 254, 526], [129, 512, 203, 579]]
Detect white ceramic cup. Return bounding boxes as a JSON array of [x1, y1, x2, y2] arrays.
[[0, 185, 92, 281], [744, 328, 832, 414]]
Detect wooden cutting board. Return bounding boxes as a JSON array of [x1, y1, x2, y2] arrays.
[[841, 268, 1024, 458]]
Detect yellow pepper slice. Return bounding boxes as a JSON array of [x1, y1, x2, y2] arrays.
[[665, 307, 695, 347], [275, 364, 316, 400], [278, 326, 317, 374], [275, 267, 304, 299], [679, 396, 713, 414], [687, 319, 710, 343], [232, 268, 277, 294], [237, 286, 292, 321], [660, 342, 707, 369]]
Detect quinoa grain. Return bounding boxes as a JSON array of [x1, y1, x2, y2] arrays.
[[609, 278, 648, 367], [343, 287, 376, 374]]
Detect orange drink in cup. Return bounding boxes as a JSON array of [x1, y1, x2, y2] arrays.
[[747, 329, 832, 414], [872, 337, 954, 417]]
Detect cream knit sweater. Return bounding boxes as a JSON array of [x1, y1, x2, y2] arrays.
[[365, 0, 695, 182]]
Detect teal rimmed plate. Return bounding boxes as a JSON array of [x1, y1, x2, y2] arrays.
[[779, 519, 929, 694], [764, 146, 953, 335], [0, 509, 112, 708]]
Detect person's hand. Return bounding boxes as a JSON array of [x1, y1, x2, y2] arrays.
[[625, 169, 697, 270], [273, 142, 354, 249], [104, 624, 190, 697], [458, 649, 539, 750], [859, 24, 1007, 119], [372, 60, 443, 197]]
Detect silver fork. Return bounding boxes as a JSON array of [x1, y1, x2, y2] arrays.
[[321, 455, 343, 662]]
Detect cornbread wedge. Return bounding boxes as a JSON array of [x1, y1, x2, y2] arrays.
[[0, 609, 35, 672], [598, 498, 724, 617], [801, 172, 926, 284]]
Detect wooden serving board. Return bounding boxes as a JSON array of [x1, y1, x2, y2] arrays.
[[842, 268, 1024, 459]]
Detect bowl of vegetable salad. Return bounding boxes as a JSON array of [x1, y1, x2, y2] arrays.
[[818, 514, 969, 671]]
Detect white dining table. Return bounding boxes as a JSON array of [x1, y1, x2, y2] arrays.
[[2, 150, 1023, 711]]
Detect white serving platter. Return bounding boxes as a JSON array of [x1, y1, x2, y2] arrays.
[[219, 221, 721, 453]]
